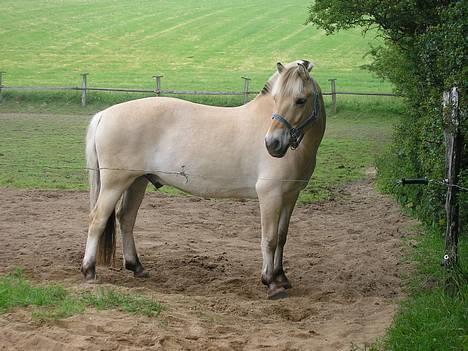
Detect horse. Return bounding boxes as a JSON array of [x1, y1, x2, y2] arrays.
[[81, 59, 326, 299]]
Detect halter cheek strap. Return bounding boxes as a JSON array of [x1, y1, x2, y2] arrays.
[[271, 93, 319, 150]]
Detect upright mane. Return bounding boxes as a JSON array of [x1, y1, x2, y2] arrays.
[[261, 73, 279, 95], [271, 66, 307, 98], [260, 60, 314, 96]]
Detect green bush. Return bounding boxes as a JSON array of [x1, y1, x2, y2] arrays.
[[375, 2, 467, 233], [308, 0, 467, 233]]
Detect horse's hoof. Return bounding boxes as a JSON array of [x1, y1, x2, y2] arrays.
[[267, 286, 288, 300], [134, 269, 150, 278], [81, 265, 96, 282], [273, 271, 292, 289], [125, 259, 148, 278]]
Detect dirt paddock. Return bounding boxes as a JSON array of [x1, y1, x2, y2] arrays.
[[0, 180, 415, 350]]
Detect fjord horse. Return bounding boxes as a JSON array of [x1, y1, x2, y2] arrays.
[[81, 60, 326, 299]]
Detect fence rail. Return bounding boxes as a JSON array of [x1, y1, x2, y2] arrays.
[[0, 72, 399, 112]]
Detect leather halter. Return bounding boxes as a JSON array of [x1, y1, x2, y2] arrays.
[[271, 92, 319, 150]]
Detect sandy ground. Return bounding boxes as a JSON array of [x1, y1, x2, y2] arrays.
[[0, 180, 415, 350]]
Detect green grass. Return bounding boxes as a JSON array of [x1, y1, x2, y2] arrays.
[[0, 0, 400, 200], [304, 96, 398, 201], [0, 0, 392, 95], [381, 228, 468, 351], [0, 269, 163, 320], [0, 96, 402, 201]]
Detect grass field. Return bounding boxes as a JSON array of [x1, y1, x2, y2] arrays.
[[0, 0, 392, 94]]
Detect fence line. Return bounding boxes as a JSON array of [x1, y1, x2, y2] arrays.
[[0, 72, 399, 112]]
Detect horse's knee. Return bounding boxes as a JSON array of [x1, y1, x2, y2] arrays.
[[261, 237, 277, 252]]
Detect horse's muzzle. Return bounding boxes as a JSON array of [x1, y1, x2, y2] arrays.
[[265, 135, 288, 158]]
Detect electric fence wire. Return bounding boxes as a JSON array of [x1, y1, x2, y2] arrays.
[[1, 162, 467, 191]]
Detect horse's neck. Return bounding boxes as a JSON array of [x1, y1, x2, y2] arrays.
[[242, 73, 278, 115], [245, 93, 274, 120]]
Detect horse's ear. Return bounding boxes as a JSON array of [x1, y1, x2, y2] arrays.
[[277, 62, 285, 74], [297, 63, 310, 80], [301, 60, 314, 72]]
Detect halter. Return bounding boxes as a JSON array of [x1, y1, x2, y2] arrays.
[[271, 92, 319, 150]]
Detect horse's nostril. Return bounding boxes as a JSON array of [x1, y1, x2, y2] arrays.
[[270, 139, 280, 151], [265, 136, 286, 157]]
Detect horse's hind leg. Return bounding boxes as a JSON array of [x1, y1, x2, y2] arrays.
[[116, 176, 149, 278], [82, 173, 136, 281]]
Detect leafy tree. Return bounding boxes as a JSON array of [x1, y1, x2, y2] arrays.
[[306, 1, 467, 232]]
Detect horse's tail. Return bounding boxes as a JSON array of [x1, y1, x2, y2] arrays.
[[86, 111, 116, 266]]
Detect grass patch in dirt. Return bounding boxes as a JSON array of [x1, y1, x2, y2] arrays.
[[0, 269, 163, 321]]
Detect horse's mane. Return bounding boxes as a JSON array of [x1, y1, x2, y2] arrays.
[[261, 61, 312, 97], [261, 72, 279, 95], [271, 66, 307, 98]]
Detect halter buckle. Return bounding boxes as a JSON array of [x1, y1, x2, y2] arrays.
[[289, 128, 302, 149]]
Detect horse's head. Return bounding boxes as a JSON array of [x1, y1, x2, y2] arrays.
[[265, 60, 318, 158]]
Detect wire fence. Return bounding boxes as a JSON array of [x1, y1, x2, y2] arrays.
[[1, 161, 466, 190], [0, 72, 399, 111]]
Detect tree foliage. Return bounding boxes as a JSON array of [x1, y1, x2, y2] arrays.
[[307, 0, 467, 232]]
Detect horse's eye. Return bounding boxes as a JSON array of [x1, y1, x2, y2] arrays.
[[296, 98, 306, 105]]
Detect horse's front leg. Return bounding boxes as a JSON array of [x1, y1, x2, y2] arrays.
[[273, 193, 298, 290], [258, 190, 299, 299]]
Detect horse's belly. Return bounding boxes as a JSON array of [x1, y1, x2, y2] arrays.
[[157, 174, 258, 199], [147, 144, 260, 199]]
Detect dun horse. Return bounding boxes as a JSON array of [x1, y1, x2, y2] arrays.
[[81, 60, 326, 299]]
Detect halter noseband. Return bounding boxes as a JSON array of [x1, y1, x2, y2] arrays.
[[271, 93, 319, 150]]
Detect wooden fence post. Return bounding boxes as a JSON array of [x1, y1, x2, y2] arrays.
[[241, 76, 251, 104], [442, 87, 462, 294], [328, 78, 337, 114], [0, 71, 5, 102], [153, 75, 163, 96], [80, 73, 88, 107]]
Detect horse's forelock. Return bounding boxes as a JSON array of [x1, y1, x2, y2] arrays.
[[272, 66, 307, 98]]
